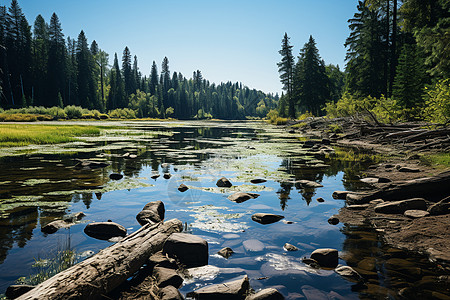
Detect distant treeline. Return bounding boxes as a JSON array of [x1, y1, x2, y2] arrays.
[[278, 0, 449, 122], [0, 0, 278, 119]]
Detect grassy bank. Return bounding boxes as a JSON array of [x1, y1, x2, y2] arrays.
[[0, 124, 101, 147]]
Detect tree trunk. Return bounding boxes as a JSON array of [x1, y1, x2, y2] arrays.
[[18, 219, 183, 300]]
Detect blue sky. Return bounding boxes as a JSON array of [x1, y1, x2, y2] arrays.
[[9, 0, 358, 94]]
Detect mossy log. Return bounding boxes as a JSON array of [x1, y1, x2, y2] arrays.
[[18, 219, 182, 300]]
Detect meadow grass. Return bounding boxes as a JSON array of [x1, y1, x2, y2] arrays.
[[421, 152, 450, 169], [0, 124, 100, 147]]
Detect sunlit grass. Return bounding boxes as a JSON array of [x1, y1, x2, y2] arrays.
[[0, 124, 100, 147], [420, 152, 450, 169]]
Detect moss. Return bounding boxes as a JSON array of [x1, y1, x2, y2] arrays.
[[420, 152, 450, 168]]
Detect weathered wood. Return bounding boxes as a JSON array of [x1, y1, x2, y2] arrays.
[[18, 219, 183, 300]]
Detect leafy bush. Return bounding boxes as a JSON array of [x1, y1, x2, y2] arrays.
[[423, 79, 450, 124], [64, 106, 84, 119], [47, 107, 67, 119], [108, 108, 136, 119]]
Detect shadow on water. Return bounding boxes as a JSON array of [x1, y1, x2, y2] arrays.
[[0, 120, 448, 298]]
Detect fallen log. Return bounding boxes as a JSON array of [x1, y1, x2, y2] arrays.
[[18, 219, 183, 300], [347, 170, 450, 204]]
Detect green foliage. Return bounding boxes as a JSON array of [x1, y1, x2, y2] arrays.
[[423, 79, 450, 124], [266, 109, 288, 125], [420, 152, 450, 169], [108, 108, 136, 119], [277, 33, 295, 118], [64, 105, 84, 119]]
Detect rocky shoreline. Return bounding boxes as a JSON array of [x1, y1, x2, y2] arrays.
[[289, 117, 450, 269]]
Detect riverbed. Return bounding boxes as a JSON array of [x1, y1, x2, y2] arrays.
[[0, 120, 448, 299]]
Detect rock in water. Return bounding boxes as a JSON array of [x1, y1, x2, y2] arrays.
[[316, 197, 325, 203], [284, 243, 298, 251], [74, 160, 109, 169], [251, 213, 284, 225], [250, 178, 267, 184], [84, 222, 127, 240], [163, 233, 208, 268], [332, 191, 349, 200], [136, 201, 165, 226], [178, 184, 189, 192], [153, 266, 183, 288], [163, 173, 172, 179], [41, 220, 70, 234], [216, 177, 232, 187], [335, 266, 363, 283], [109, 173, 123, 180], [227, 192, 260, 203], [218, 247, 234, 259], [310, 248, 339, 268], [328, 217, 339, 225], [187, 275, 249, 300], [247, 288, 285, 300]]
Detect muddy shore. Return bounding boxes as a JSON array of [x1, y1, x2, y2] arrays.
[[291, 117, 450, 269]]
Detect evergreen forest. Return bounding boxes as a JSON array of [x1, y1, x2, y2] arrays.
[[0, 0, 278, 119], [276, 0, 449, 124]]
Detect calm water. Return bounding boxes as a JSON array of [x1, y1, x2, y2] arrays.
[[0, 121, 448, 299]]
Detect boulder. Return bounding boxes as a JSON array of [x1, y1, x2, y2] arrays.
[[302, 258, 320, 268], [335, 266, 363, 283], [316, 197, 325, 203], [84, 221, 127, 240], [109, 173, 123, 180], [5, 285, 35, 299], [187, 275, 249, 300], [247, 288, 285, 300], [283, 243, 298, 251], [228, 192, 260, 203], [218, 247, 234, 259], [41, 220, 70, 234], [332, 191, 349, 200], [163, 233, 208, 268], [404, 210, 430, 218], [159, 285, 184, 300], [374, 198, 427, 214], [428, 196, 450, 216], [327, 217, 339, 225], [74, 160, 109, 169], [250, 178, 267, 184], [136, 201, 165, 226], [251, 213, 284, 225], [153, 266, 183, 288], [164, 173, 172, 179], [149, 251, 178, 269], [178, 184, 189, 192], [217, 177, 232, 188], [310, 248, 339, 268], [294, 180, 323, 189]]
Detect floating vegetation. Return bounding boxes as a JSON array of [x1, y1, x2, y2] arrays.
[[182, 205, 249, 233]]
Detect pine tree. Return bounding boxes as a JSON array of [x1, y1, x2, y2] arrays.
[[294, 35, 330, 116], [107, 53, 125, 110], [277, 33, 295, 118], [31, 15, 49, 106], [393, 43, 427, 109], [76, 30, 97, 108], [149, 60, 158, 95], [122, 46, 133, 96], [47, 12, 66, 106]]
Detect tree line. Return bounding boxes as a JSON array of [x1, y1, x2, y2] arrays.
[[0, 0, 278, 119], [278, 0, 449, 122]]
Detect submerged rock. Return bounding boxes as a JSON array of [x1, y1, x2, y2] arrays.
[[136, 200, 165, 226], [84, 221, 127, 240], [74, 160, 109, 169], [327, 217, 339, 225], [41, 220, 71, 234], [251, 213, 284, 225], [316, 197, 325, 203], [218, 247, 234, 259], [216, 177, 232, 188], [374, 198, 427, 214], [178, 184, 189, 192], [187, 275, 249, 300], [247, 288, 285, 300], [163, 173, 172, 179], [294, 180, 323, 189], [163, 233, 208, 268], [151, 174, 160, 179], [310, 248, 339, 268], [243, 239, 265, 252], [227, 192, 260, 203]]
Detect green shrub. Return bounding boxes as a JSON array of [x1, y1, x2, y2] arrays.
[[423, 79, 450, 124], [47, 107, 67, 119], [108, 108, 136, 119], [64, 106, 84, 119]]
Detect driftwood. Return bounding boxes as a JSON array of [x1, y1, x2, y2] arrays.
[[349, 171, 450, 204], [18, 219, 183, 300]]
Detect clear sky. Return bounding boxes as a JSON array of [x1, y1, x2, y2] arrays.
[[8, 0, 358, 95]]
